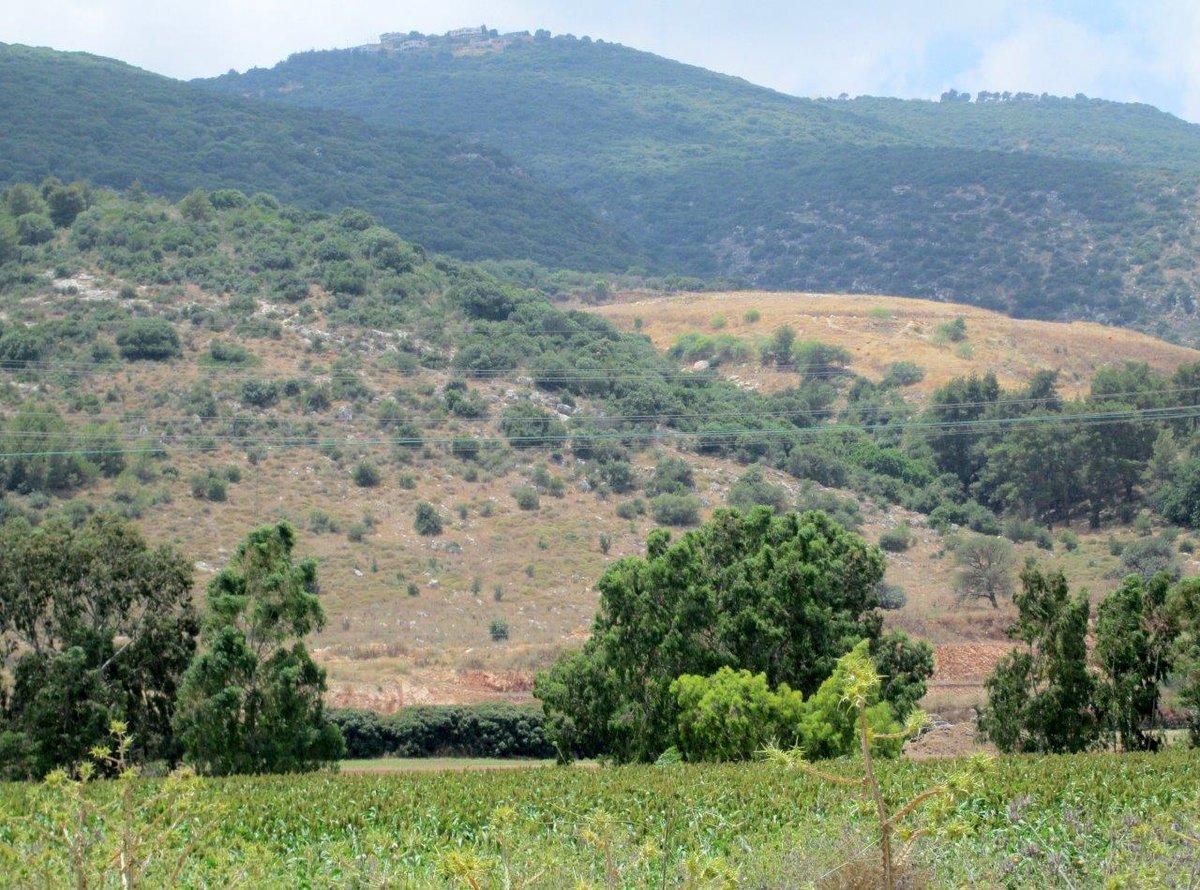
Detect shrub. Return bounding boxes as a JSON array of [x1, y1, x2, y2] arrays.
[[189, 470, 227, 502], [795, 483, 863, 531], [880, 361, 925, 388], [1121, 535, 1181, 582], [489, 619, 510, 642], [875, 582, 908, 610], [15, 212, 55, 246], [784, 445, 849, 488], [878, 523, 912, 553], [1059, 529, 1080, 552], [671, 667, 806, 762], [646, 457, 695, 496], [726, 467, 788, 514], [327, 704, 553, 759], [352, 461, 381, 488], [208, 340, 251, 364], [650, 493, 701, 527], [616, 499, 646, 519], [414, 502, 443, 536], [239, 379, 281, 408], [513, 486, 540, 511], [500, 402, 566, 448], [0, 330, 47, 367], [936, 316, 967, 342], [116, 318, 181, 360], [1002, 517, 1054, 550], [928, 500, 1000, 535], [742, 308, 761, 323], [309, 510, 341, 534]]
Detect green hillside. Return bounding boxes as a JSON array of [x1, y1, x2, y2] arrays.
[[202, 32, 1200, 335], [0, 43, 642, 271]]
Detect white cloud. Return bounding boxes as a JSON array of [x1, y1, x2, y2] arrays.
[[960, 11, 1130, 99]]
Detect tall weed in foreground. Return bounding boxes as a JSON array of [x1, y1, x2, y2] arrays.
[[4, 721, 225, 889], [763, 648, 989, 889]]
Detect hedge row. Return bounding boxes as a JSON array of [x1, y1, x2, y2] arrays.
[[328, 703, 554, 759]]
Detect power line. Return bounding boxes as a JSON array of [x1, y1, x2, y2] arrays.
[[2, 383, 1198, 429], [3, 404, 1197, 459]]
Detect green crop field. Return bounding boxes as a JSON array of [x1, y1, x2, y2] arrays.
[[2, 752, 1198, 888]]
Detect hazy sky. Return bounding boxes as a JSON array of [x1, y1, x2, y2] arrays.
[[4, 1, 1200, 123]]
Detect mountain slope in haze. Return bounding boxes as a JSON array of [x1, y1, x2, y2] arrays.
[[203, 31, 1200, 335], [0, 43, 643, 271]]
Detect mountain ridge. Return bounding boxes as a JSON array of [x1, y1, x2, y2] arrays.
[[0, 42, 642, 272], [198, 32, 1200, 337]]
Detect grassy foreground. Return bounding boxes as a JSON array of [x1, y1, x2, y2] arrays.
[[1, 752, 1198, 888]]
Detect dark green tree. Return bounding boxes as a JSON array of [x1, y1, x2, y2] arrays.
[[925, 372, 1001, 487], [116, 318, 182, 361], [0, 514, 197, 777], [534, 507, 927, 762], [978, 566, 1098, 753], [1094, 573, 1175, 751], [1166, 578, 1200, 746], [869, 629, 934, 719], [45, 181, 89, 227], [173, 522, 344, 775]]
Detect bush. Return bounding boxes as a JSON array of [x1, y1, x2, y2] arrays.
[[650, 493, 701, 527], [352, 461, 381, 488], [1002, 517, 1054, 550], [878, 522, 912, 552], [616, 499, 646, 519], [646, 457, 695, 496], [208, 340, 252, 364], [500, 402, 566, 448], [327, 704, 553, 759], [671, 667, 805, 762], [875, 581, 908, 610], [1059, 529, 1079, 551], [15, 212, 54, 245], [116, 318, 181, 360], [881, 361, 925, 388], [743, 308, 761, 323], [239, 379, 281, 408], [1121, 536, 1181, 582], [936, 316, 967, 342], [189, 470, 227, 502], [414, 502, 443, 536], [309, 510, 341, 535], [489, 619, 509, 642], [726, 467, 788, 514], [784, 445, 848, 488], [513, 486, 540, 511], [928, 501, 1000, 535], [795, 483, 862, 532]]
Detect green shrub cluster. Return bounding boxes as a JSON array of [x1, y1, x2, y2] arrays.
[[328, 704, 553, 759]]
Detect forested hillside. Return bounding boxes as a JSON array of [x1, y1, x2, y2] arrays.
[[4, 181, 1200, 705], [203, 31, 1200, 335], [0, 43, 640, 271]]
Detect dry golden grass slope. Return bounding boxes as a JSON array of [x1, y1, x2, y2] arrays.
[[591, 290, 1199, 398]]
